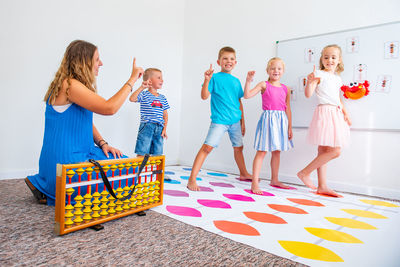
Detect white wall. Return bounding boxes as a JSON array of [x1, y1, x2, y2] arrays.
[[1, 0, 399, 200], [180, 0, 400, 199], [0, 0, 184, 178]]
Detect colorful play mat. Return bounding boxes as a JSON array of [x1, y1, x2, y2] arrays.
[[153, 166, 400, 266]]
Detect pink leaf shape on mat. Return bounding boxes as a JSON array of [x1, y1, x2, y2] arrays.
[[166, 205, 202, 217], [223, 194, 255, 202], [209, 182, 235, 188], [244, 189, 275, 196], [164, 190, 190, 197], [197, 199, 232, 209]]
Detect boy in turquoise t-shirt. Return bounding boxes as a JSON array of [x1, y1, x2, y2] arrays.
[[187, 46, 252, 191]]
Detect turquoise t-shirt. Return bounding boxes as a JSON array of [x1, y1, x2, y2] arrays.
[[208, 72, 244, 125]]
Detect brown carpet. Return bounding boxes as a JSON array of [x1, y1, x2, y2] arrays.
[[0, 178, 306, 266]]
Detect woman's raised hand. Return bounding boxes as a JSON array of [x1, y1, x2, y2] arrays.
[[131, 58, 144, 80]]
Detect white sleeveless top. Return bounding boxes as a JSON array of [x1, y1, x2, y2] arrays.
[[52, 103, 72, 113], [315, 70, 342, 107]]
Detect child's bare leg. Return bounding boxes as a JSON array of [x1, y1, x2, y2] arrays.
[[316, 159, 342, 197], [297, 146, 340, 190], [252, 151, 266, 194], [233, 146, 252, 180], [269, 151, 290, 189], [187, 144, 213, 191]]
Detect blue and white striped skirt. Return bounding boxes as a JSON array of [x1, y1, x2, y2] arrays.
[[254, 110, 294, 152]]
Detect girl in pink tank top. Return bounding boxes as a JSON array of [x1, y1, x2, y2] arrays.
[[244, 57, 293, 194]]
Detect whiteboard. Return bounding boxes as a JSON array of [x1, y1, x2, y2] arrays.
[[276, 22, 400, 130]]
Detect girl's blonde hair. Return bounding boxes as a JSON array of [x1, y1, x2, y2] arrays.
[[44, 40, 97, 104], [319, 44, 344, 74], [266, 57, 285, 71]]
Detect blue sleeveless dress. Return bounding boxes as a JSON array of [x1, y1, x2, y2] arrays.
[[27, 102, 117, 206]]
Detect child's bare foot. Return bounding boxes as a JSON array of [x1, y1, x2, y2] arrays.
[[270, 181, 291, 189], [239, 172, 253, 181], [317, 187, 343, 198], [187, 180, 200, 191], [297, 171, 317, 190], [251, 183, 263, 195]]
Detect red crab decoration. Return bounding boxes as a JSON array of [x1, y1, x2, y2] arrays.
[[341, 80, 370, 100]]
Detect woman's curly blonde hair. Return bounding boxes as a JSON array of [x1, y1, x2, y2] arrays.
[[44, 40, 97, 104]]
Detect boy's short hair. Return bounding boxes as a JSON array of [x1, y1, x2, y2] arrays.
[[218, 46, 236, 59], [143, 68, 162, 81]]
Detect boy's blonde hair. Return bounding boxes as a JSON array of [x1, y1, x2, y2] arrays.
[[143, 68, 161, 81], [319, 44, 344, 74], [218, 46, 236, 59], [44, 40, 97, 104], [266, 57, 285, 71]]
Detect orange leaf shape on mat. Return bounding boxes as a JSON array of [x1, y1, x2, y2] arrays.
[[279, 241, 343, 262], [268, 204, 308, 214], [287, 198, 324, 207], [214, 220, 260, 236], [243, 211, 287, 224]]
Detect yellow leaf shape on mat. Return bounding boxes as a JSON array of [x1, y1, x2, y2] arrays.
[[305, 227, 363, 243], [214, 220, 260, 236], [278, 240, 343, 262], [341, 209, 388, 219], [325, 217, 377, 229], [360, 199, 399, 207]]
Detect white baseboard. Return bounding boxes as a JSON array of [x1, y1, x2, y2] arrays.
[[4, 160, 399, 200], [177, 160, 400, 201], [0, 169, 37, 180]]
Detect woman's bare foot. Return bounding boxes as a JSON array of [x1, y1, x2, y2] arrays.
[[317, 187, 343, 197], [297, 171, 317, 190], [270, 181, 291, 189], [251, 183, 263, 195], [187, 180, 200, 191]]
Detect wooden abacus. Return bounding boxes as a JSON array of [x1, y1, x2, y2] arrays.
[[54, 155, 165, 235]]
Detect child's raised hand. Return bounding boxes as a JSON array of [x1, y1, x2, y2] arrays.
[[141, 79, 152, 89], [246, 71, 255, 82], [307, 65, 320, 84], [204, 64, 214, 81]]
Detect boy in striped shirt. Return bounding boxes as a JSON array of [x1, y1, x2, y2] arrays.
[[130, 68, 169, 156]]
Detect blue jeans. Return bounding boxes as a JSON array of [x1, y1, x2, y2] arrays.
[[135, 122, 164, 155], [204, 121, 243, 148]]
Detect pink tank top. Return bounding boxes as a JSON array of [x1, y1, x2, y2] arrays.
[[261, 81, 287, 111]]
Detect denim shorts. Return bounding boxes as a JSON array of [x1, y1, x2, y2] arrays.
[[135, 122, 164, 155], [204, 121, 243, 148]]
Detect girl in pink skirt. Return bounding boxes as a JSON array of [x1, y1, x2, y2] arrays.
[[297, 44, 351, 197]]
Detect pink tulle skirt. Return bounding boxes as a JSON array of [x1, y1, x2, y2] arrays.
[[307, 104, 350, 147]]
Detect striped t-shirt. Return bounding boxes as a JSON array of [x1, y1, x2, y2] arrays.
[[137, 90, 170, 125]]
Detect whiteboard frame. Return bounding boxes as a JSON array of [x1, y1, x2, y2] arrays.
[[276, 21, 400, 132]]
